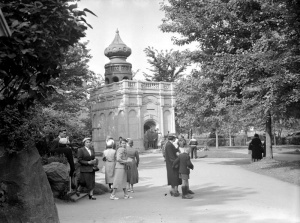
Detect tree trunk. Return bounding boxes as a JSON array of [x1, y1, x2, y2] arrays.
[[229, 130, 232, 147], [215, 129, 219, 149], [266, 111, 273, 159]]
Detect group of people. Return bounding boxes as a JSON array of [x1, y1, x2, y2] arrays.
[[50, 128, 268, 202], [103, 136, 139, 200], [49, 128, 140, 201], [248, 133, 266, 162], [164, 134, 195, 199]]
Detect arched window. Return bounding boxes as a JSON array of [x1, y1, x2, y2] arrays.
[[123, 76, 129, 80], [112, 76, 119, 82]]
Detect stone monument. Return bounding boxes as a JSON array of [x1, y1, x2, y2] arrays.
[[90, 30, 176, 152]]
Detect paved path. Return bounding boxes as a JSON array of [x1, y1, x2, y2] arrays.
[[56, 154, 300, 223]]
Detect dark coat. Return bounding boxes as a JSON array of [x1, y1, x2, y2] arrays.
[[77, 147, 96, 173], [173, 153, 194, 175], [165, 141, 182, 186], [77, 147, 96, 191], [50, 137, 75, 177], [248, 137, 263, 160]]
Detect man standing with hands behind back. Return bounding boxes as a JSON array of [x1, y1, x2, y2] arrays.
[[50, 128, 75, 180], [189, 136, 198, 159]]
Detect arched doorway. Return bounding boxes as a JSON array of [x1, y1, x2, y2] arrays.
[[144, 120, 156, 133], [144, 120, 158, 149]]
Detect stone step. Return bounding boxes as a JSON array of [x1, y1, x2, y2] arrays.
[[68, 192, 88, 202]]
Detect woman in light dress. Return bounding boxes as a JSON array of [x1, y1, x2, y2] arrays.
[[103, 139, 116, 192], [110, 138, 132, 200], [126, 139, 139, 192]]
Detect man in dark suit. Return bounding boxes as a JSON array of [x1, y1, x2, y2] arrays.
[[50, 128, 75, 178]]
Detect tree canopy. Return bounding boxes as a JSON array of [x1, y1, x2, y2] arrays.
[[160, 0, 300, 156], [143, 46, 191, 82], [0, 0, 96, 111], [0, 0, 96, 152]]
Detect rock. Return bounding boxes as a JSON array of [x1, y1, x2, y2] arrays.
[[0, 146, 60, 223], [43, 162, 69, 197]]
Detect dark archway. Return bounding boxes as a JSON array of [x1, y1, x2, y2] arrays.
[[144, 120, 158, 149], [112, 76, 119, 82], [144, 120, 156, 133]]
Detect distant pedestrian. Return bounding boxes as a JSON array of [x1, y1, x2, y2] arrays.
[[248, 134, 263, 162], [165, 134, 182, 197], [189, 136, 198, 159], [103, 139, 116, 192], [77, 137, 98, 200], [173, 145, 194, 199], [110, 138, 133, 200], [126, 139, 139, 193]]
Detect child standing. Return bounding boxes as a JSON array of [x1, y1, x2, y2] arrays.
[[173, 139, 194, 199]]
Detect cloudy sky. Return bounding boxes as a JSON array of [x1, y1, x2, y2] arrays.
[[77, 0, 194, 80]]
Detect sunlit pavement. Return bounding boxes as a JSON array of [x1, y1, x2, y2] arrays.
[[56, 153, 300, 223]]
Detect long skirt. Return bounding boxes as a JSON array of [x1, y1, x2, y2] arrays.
[[105, 161, 115, 184], [127, 160, 139, 184], [79, 171, 95, 191], [112, 168, 127, 189]]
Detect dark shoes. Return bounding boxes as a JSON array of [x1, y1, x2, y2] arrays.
[[170, 191, 180, 197], [182, 186, 193, 199], [188, 189, 194, 194], [88, 195, 96, 200]]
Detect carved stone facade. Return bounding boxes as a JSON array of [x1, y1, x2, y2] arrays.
[[90, 81, 176, 152], [90, 30, 175, 152]]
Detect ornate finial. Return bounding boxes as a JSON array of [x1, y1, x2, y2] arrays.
[[104, 30, 131, 59]]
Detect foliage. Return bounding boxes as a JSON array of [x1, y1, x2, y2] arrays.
[[42, 41, 95, 113], [0, 0, 96, 111], [160, 0, 300, 154], [0, 0, 96, 153], [143, 46, 191, 82]]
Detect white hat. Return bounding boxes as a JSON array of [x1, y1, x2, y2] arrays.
[[106, 139, 114, 148], [82, 137, 91, 143]]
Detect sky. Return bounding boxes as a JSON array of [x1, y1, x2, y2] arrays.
[[77, 0, 195, 80]]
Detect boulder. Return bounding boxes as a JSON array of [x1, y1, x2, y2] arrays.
[[0, 146, 60, 223], [43, 162, 69, 197]]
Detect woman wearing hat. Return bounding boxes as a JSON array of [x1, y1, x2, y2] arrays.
[[126, 138, 139, 193], [77, 137, 98, 200], [110, 138, 132, 200], [103, 139, 116, 191], [165, 134, 182, 197]]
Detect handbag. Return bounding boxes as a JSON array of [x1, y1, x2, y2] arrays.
[[93, 166, 100, 172]]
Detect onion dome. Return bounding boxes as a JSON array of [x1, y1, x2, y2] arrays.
[[104, 29, 131, 59]]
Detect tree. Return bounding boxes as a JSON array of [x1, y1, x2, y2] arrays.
[[160, 0, 300, 157], [43, 41, 95, 113], [143, 46, 191, 82], [0, 0, 96, 111], [0, 1, 96, 222]]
